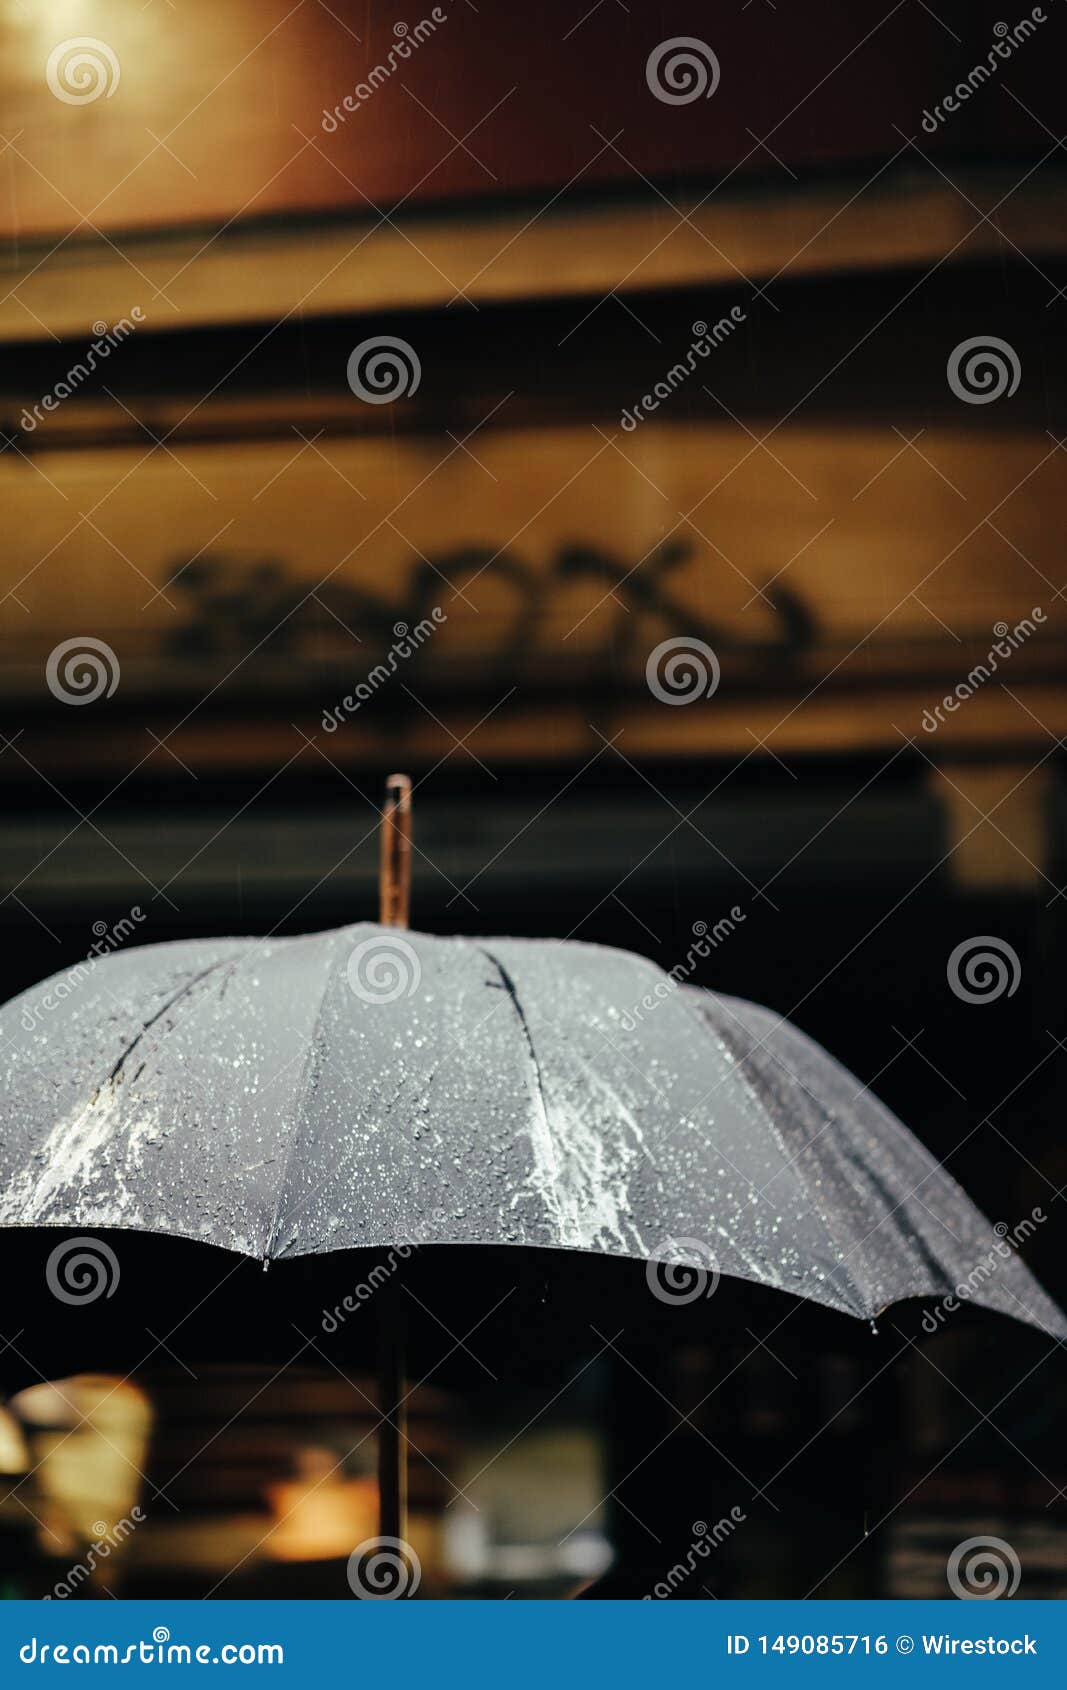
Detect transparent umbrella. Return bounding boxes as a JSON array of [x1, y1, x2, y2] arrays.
[[0, 777, 1062, 1547]]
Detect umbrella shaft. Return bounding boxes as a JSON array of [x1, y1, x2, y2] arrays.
[[377, 1285, 408, 1552], [379, 774, 412, 927]]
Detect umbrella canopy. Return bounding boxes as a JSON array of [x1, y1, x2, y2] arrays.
[[0, 921, 1062, 1339]]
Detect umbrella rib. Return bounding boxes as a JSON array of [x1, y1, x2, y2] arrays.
[[474, 943, 555, 1177], [476, 944, 550, 1103], [262, 931, 343, 1262], [694, 995, 874, 1320], [106, 957, 234, 1084]]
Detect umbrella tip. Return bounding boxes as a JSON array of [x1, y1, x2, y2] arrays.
[[379, 775, 412, 929]]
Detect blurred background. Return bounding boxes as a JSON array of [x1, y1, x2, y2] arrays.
[[0, 0, 1065, 1599]]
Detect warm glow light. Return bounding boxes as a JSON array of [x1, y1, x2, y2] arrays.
[[0, 1407, 29, 1475], [265, 1447, 377, 1563], [10, 1375, 152, 1556]]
